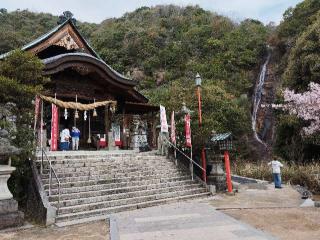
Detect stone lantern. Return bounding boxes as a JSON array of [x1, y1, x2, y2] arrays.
[[0, 129, 24, 229], [206, 131, 233, 192]]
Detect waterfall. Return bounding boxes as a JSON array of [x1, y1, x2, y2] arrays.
[[252, 53, 270, 146]]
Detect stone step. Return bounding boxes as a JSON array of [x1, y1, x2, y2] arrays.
[[41, 169, 186, 184], [56, 188, 207, 215], [55, 192, 211, 223], [41, 161, 176, 175], [36, 150, 159, 159], [38, 157, 171, 169], [42, 164, 176, 178], [51, 183, 202, 206], [35, 151, 138, 159], [34, 151, 211, 226], [45, 175, 191, 193], [48, 179, 195, 201], [41, 165, 180, 178], [36, 154, 166, 162]]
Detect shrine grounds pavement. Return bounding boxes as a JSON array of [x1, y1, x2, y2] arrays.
[[112, 200, 278, 240]]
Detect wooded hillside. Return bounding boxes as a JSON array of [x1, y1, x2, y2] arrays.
[[273, 0, 320, 162], [0, 6, 271, 159]]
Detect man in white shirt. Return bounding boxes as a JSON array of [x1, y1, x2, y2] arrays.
[[60, 127, 71, 151], [268, 157, 284, 188]]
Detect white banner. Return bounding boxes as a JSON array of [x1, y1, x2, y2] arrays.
[[160, 105, 168, 133]]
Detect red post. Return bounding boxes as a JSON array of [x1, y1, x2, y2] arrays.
[[201, 148, 206, 183], [224, 150, 233, 193]]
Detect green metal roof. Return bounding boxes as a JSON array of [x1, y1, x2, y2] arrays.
[[210, 132, 232, 142]]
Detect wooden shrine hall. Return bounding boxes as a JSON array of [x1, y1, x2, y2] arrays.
[[1, 16, 159, 151]]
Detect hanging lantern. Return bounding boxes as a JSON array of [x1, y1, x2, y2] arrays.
[[84, 110, 87, 121], [93, 108, 98, 117], [64, 108, 68, 120], [110, 104, 116, 114], [93, 98, 98, 117]]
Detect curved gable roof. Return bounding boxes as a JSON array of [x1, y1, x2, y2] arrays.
[[43, 53, 148, 103], [43, 52, 138, 87], [22, 18, 101, 59]]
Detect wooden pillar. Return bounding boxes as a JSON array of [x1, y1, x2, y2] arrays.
[[152, 112, 157, 149], [104, 106, 110, 134], [122, 108, 126, 149]]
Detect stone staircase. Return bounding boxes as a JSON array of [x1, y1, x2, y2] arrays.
[[35, 151, 210, 225]]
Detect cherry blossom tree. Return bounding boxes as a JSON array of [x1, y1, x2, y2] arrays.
[[273, 82, 320, 135]]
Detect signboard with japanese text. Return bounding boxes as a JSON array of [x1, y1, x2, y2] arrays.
[[160, 105, 168, 133]]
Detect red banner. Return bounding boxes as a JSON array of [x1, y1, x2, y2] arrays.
[[51, 104, 59, 151], [171, 111, 176, 144], [185, 114, 192, 147]]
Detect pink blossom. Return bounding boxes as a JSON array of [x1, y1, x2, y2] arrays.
[[277, 82, 320, 135]]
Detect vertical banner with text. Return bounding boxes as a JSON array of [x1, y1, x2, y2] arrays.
[[170, 111, 176, 144], [185, 113, 192, 147], [51, 104, 59, 151], [160, 105, 168, 133]]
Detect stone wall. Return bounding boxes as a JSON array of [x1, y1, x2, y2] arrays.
[[25, 161, 56, 225]]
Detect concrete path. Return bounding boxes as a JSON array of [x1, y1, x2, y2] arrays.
[[113, 200, 278, 240]]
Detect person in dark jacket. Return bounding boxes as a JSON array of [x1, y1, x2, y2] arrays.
[[71, 126, 80, 150]]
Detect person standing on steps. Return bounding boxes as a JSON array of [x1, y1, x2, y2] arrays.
[[268, 156, 284, 188], [71, 126, 81, 150], [60, 127, 71, 151]]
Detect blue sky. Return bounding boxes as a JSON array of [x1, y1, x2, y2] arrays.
[[1, 0, 303, 24]]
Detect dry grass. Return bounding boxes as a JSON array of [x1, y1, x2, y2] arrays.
[[232, 161, 320, 193]]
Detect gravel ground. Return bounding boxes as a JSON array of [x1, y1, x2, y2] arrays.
[[210, 183, 303, 209], [222, 208, 320, 240], [0, 220, 109, 240], [209, 183, 320, 240]]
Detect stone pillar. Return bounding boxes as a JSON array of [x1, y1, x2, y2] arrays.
[[107, 131, 117, 150], [206, 151, 226, 192], [0, 165, 24, 229]]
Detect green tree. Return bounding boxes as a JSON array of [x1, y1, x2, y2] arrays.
[[284, 15, 320, 91], [0, 50, 48, 202]]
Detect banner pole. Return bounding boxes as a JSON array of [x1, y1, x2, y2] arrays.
[[40, 99, 43, 151], [174, 144, 177, 165], [34, 96, 40, 135], [190, 145, 193, 180]]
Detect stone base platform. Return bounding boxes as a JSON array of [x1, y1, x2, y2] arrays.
[[0, 199, 24, 230]]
